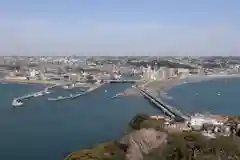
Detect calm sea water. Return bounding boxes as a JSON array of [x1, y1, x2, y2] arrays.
[[0, 83, 160, 160], [165, 78, 240, 116]]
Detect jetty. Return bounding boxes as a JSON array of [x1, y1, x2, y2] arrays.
[[140, 88, 189, 121], [48, 83, 105, 101], [12, 84, 58, 107], [48, 95, 71, 101]]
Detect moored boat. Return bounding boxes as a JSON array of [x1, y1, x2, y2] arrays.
[[12, 99, 23, 107], [48, 96, 66, 101], [33, 92, 44, 97], [44, 88, 51, 94]]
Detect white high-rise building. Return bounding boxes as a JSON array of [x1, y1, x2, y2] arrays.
[[29, 69, 37, 77]]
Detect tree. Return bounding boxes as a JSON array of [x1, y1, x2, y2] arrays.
[[140, 119, 165, 131], [129, 113, 149, 130], [145, 132, 240, 160]]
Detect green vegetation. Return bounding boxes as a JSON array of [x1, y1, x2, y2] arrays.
[[128, 113, 150, 130], [65, 142, 127, 160], [127, 113, 164, 132], [145, 132, 240, 160], [65, 114, 240, 160], [66, 114, 162, 160]]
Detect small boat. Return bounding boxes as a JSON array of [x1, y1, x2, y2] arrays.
[[44, 90, 50, 94], [33, 92, 44, 97], [80, 88, 85, 92], [111, 94, 120, 99], [111, 92, 126, 99], [217, 92, 221, 96], [70, 93, 85, 99], [105, 90, 107, 93], [48, 97, 57, 101], [44, 88, 51, 94], [63, 85, 69, 89], [63, 84, 75, 90], [48, 96, 66, 101], [12, 99, 23, 107]]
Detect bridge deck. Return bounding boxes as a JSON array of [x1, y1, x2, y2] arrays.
[[140, 89, 188, 120]]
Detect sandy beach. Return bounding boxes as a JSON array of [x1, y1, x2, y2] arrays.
[[144, 74, 240, 98], [140, 74, 240, 117]]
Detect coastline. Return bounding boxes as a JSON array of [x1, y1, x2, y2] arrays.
[[144, 74, 240, 116], [146, 74, 240, 96], [65, 74, 240, 159], [2, 78, 65, 85]]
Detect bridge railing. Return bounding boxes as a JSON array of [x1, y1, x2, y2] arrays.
[[141, 89, 188, 120], [140, 90, 175, 118]]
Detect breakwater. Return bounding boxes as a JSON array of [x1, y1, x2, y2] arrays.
[[12, 85, 56, 107], [48, 83, 105, 101]]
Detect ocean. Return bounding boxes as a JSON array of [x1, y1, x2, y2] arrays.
[[0, 83, 160, 160], [165, 77, 240, 116]]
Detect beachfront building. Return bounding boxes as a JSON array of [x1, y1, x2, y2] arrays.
[[142, 66, 153, 80], [177, 68, 190, 79], [29, 69, 39, 78], [168, 68, 177, 77], [235, 65, 240, 73], [189, 114, 224, 131], [142, 66, 178, 81], [65, 73, 83, 82], [159, 67, 169, 80]]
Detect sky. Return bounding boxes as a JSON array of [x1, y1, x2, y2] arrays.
[[0, 0, 240, 56]]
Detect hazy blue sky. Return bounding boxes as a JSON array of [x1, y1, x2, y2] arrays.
[[0, 0, 239, 56]]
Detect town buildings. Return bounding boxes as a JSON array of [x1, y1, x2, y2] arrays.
[[142, 66, 189, 81]]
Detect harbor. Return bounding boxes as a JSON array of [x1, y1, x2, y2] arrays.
[[2, 55, 240, 160], [11, 77, 143, 106], [47, 83, 105, 101], [11, 82, 106, 106], [12, 85, 55, 107], [0, 82, 162, 160]]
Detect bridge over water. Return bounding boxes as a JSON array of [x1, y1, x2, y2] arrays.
[[140, 88, 189, 121]]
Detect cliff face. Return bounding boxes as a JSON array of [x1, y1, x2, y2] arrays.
[[65, 129, 167, 160], [120, 128, 167, 160], [65, 114, 167, 160], [65, 142, 125, 160]]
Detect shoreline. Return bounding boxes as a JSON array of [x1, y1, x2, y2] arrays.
[[146, 74, 240, 95], [2, 78, 65, 85], [144, 74, 240, 116]]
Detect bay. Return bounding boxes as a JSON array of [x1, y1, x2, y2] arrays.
[[165, 78, 240, 115], [0, 83, 160, 160]]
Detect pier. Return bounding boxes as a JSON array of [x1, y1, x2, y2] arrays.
[[48, 83, 105, 101], [12, 84, 58, 106], [140, 88, 189, 121]]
